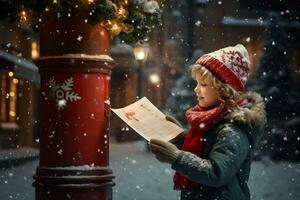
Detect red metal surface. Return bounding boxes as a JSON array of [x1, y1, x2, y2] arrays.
[[34, 166, 114, 200], [39, 62, 111, 166], [33, 56, 114, 200], [33, 11, 115, 200]]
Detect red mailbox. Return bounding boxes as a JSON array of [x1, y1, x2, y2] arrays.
[[33, 12, 115, 200]]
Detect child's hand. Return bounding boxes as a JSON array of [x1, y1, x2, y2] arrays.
[[149, 139, 180, 164], [165, 115, 183, 128]]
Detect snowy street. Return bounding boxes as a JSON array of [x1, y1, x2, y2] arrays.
[[0, 141, 300, 200]]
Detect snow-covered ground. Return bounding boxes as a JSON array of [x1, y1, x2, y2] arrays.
[[0, 141, 299, 200], [249, 156, 300, 200]]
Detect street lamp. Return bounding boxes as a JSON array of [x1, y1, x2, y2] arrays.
[[133, 43, 149, 99]]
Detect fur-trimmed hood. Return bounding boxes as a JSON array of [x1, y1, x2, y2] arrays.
[[225, 91, 267, 147]]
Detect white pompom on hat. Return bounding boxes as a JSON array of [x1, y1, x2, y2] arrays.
[[196, 44, 250, 92]]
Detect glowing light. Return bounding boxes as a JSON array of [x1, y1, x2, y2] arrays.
[[118, 7, 127, 19], [31, 41, 39, 59], [136, 51, 146, 60], [8, 71, 14, 77], [20, 10, 27, 22], [9, 111, 16, 117], [12, 79, 19, 84], [110, 22, 122, 37], [9, 92, 15, 97], [112, 23, 120, 32], [88, 0, 94, 4], [149, 73, 160, 84], [133, 45, 149, 61]]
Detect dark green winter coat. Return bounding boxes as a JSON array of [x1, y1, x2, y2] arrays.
[[171, 92, 266, 200]]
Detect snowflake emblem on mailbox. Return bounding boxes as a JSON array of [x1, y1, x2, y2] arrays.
[[48, 76, 82, 110]]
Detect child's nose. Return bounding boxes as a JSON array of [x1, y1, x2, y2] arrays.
[[194, 86, 199, 93]]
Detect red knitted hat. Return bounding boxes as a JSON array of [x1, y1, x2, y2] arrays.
[[196, 44, 250, 92]]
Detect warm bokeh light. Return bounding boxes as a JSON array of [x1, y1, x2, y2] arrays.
[[31, 41, 39, 59], [118, 7, 127, 19], [9, 92, 15, 97], [111, 23, 121, 35], [13, 78, 19, 84], [149, 73, 160, 84], [9, 111, 16, 117], [21, 10, 27, 22], [133, 45, 149, 62], [136, 51, 146, 60], [8, 71, 14, 77]]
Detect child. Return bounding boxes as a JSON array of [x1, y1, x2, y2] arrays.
[[149, 44, 266, 200]]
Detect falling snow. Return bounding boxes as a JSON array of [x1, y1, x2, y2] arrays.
[[1, 0, 300, 199], [57, 149, 63, 155], [199, 123, 205, 129], [195, 20, 201, 26]]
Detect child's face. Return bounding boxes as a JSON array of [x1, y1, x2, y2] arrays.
[[194, 73, 221, 109]]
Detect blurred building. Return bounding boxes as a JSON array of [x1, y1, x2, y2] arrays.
[[1, 0, 299, 144], [110, 43, 138, 141], [184, 0, 300, 83], [110, 36, 167, 142], [0, 19, 40, 149]]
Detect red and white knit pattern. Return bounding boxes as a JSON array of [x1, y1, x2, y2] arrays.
[[196, 44, 250, 92]]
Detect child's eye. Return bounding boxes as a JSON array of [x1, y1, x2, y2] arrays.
[[200, 83, 207, 86]]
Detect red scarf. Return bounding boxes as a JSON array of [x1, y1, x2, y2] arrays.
[[173, 103, 228, 190]]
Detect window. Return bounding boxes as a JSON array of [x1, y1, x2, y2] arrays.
[[0, 72, 18, 123]]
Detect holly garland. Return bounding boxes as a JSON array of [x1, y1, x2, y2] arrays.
[[0, 0, 166, 43], [119, 1, 161, 43]]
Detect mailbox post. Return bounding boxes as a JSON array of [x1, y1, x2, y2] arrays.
[[33, 12, 115, 200]]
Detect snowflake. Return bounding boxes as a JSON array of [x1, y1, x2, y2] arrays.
[[77, 35, 83, 41], [164, 168, 171, 175], [48, 76, 82, 110], [199, 123, 206, 129], [263, 72, 267, 76], [57, 149, 63, 155], [257, 17, 264, 24], [195, 20, 201, 26]]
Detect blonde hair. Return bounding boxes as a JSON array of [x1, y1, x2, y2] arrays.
[[191, 64, 266, 128], [191, 64, 241, 112]]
